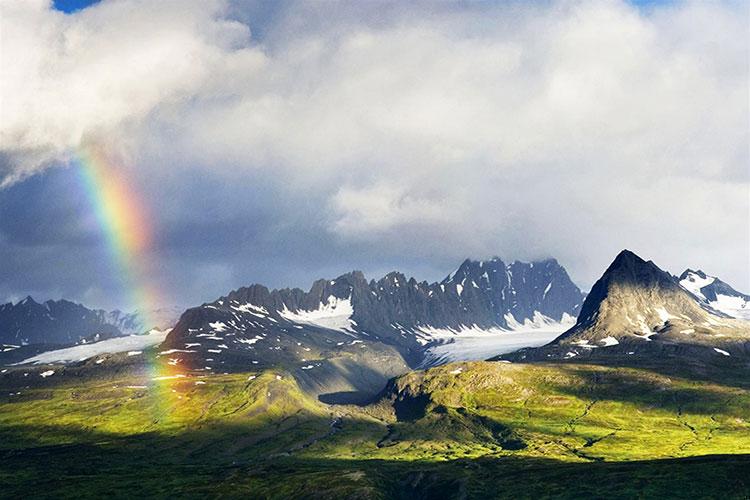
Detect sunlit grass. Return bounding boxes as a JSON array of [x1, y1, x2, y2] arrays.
[[1, 360, 749, 497]]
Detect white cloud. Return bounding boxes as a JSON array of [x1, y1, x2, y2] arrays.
[[0, 0, 747, 289], [330, 182, 458, 238], [0, 0, 261, 184]]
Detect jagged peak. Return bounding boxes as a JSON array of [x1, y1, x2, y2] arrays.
[[381, 271, 407, 282], [679, 268, 708, 280], [330, 270, 368, 286], [444, 256, 507, 283]]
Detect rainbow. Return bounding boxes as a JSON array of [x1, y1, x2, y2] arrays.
[[75, 144, 190, 416], [75, 143, 162, 330]]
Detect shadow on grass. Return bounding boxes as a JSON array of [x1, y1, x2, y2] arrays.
[[502, 340, 750, 391], [0, 419, 748, 499]]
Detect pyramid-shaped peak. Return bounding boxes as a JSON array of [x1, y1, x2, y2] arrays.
[[600, 250, 671, 284], [19, 295, 37, 306], [609, 249, 646, 267]]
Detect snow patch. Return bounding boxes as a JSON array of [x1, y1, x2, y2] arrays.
[[15, 329, 170, 365], [209, 321, 228, 332], [713, 348, 730, 356], [572, 339, 597, 349], [40, 370, 54, 378], [280, 295, 355, 333], [599, 336, 619, 347], [710, 294, 750, 320], [159, 349, 196, 355], [654, 307, 674, 323], [237, 336, 263, 345], [233, 303, 268, 318], [680, 272, 715, 301]]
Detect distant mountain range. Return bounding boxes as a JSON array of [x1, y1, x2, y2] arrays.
[[0, 297, 180, 347]]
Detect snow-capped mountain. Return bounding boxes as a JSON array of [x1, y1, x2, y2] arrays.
[[504, 250, 750, 363], [679, 269, 750, 320], [0, 297, 181, 347], [162, 257, 584, 369]]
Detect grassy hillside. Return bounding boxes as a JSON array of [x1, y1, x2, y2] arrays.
[[1, 359, 749, 498]]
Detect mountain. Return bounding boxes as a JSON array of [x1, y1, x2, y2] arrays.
[[105, 306, 184, 335], [679, 269, 750, 320], [162, 257, 584, 401], [0, 297, 123, 347], [0, 297, 180, 348], [503, 250, 750, 362]]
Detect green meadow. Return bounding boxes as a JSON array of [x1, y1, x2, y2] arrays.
[[1, 360, 749, 499]]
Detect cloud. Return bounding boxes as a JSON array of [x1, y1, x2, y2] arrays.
[[0, 0, 748, 305], [0, 0, 260, 185]]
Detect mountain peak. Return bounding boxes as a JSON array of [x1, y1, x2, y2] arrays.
[[609, 248, 645, 268], [443, 256, 508, 283], [678, 268, 750, 319], [552, 250, 744, 353], [19, 295, 37, 306], [679, 268, 708, 280], [332, 270, 367, 286]]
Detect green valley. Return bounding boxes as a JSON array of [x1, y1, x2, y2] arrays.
[[2, 357, 748, 499]]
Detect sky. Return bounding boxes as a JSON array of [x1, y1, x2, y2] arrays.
[[0, 0, 748, 312]]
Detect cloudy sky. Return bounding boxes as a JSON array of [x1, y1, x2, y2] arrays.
[[0, 0, 748, 311]]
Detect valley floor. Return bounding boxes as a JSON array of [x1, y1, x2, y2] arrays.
[[1, 359, 749, 499]]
